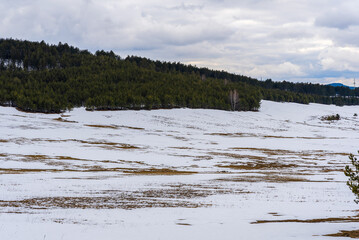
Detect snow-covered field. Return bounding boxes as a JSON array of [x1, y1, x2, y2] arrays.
[[1, 100, 359, 239]]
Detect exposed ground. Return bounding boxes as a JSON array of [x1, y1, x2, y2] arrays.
[[1, 100, 359, 239]]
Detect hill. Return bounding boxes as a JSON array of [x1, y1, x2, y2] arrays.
[[328, 83, 356, 90], [0, 38, 359, 113]]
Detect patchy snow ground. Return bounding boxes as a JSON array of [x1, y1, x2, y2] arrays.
[[1, 100, 359, 240]]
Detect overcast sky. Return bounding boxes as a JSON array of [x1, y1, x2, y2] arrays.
[[1, 0, 359, 85]]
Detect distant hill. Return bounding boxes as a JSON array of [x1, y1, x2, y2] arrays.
[[0, 38, 359, 113], [328, 83, 356, 90]]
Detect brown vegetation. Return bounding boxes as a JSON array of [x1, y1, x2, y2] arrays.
[[0, 195, 207, 210], [123, 168, 198, 175], [85, 124, 119, 129], [217, 175, 310, 183], [217, 162, 297, 170], [325, 230, 359, 238], [252, 215, 359, 224], [53, 117, 78, 123], [85, 124, 144, 130]]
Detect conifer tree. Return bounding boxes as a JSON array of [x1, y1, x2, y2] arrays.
[[344, 152, 359, 203]]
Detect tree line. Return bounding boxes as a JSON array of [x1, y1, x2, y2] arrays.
[[0, 38, 358, 113]]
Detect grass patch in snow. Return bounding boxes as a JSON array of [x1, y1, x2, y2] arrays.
[[217, 175, 310, 183], [119, 125, 145, 130], [207, 133, 343, 140], [124, 168, 198, 175], [169, 146, 195, 150], [176, 223, 192, 226], [85, 124, 145, 130], [55, 156, 89, 161], [230, 147, 349, 157], [209, 152, 267, 161], [252, 214, 359, 224], [0, 195, 208, 210], [79, 140, 140, 150], [268, 212, 282, 217], [0, 168, 63, 174], [53, 117, 78, 123], [207, 132, 254, 137], [325, 229, 359, 238], [216, 162, 297, 170], [85, 124, 119, 129], [0, 183, 248, 211], [320, 114, 341, 121]]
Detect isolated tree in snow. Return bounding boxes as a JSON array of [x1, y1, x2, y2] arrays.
[[344, 151, 359, 203]]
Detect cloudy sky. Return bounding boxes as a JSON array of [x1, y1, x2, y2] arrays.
[[1, 0, 359, 85]]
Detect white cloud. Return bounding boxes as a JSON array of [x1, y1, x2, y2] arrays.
[[244, 61, 304, 80], [319, 47, 359, 72]]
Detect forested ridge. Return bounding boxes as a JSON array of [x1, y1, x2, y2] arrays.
[[0, 38, 358, 113]]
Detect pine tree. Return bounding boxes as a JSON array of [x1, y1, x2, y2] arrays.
[[344, 152, 359, 203]]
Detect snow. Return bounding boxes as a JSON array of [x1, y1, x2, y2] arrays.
[[1, 100, 359, 239]]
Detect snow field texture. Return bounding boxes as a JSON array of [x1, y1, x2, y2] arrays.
[[1, 100, 359, 239]]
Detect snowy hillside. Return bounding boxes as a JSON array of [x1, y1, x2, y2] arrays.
[[1, 100, 359, 239]]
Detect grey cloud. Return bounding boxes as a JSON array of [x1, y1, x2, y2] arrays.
[[315, 9, 359, 29], [169, 3, 204, 11], [270, 28, 314, 40], [1, 0, 359, 83]]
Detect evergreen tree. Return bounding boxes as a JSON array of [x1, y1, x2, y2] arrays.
[[344, 152, 359, 203]]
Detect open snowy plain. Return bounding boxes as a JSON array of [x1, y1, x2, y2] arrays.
[[1, 100, 359, 239]]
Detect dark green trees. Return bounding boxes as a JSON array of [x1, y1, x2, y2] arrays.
[[344, 152, 359, 203], [0, 38, 358, 113]]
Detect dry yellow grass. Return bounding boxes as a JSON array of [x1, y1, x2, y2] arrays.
[[325, 230, 359, 238]]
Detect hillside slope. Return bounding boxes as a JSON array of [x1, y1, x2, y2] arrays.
[[1, 39, 359, 113]]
